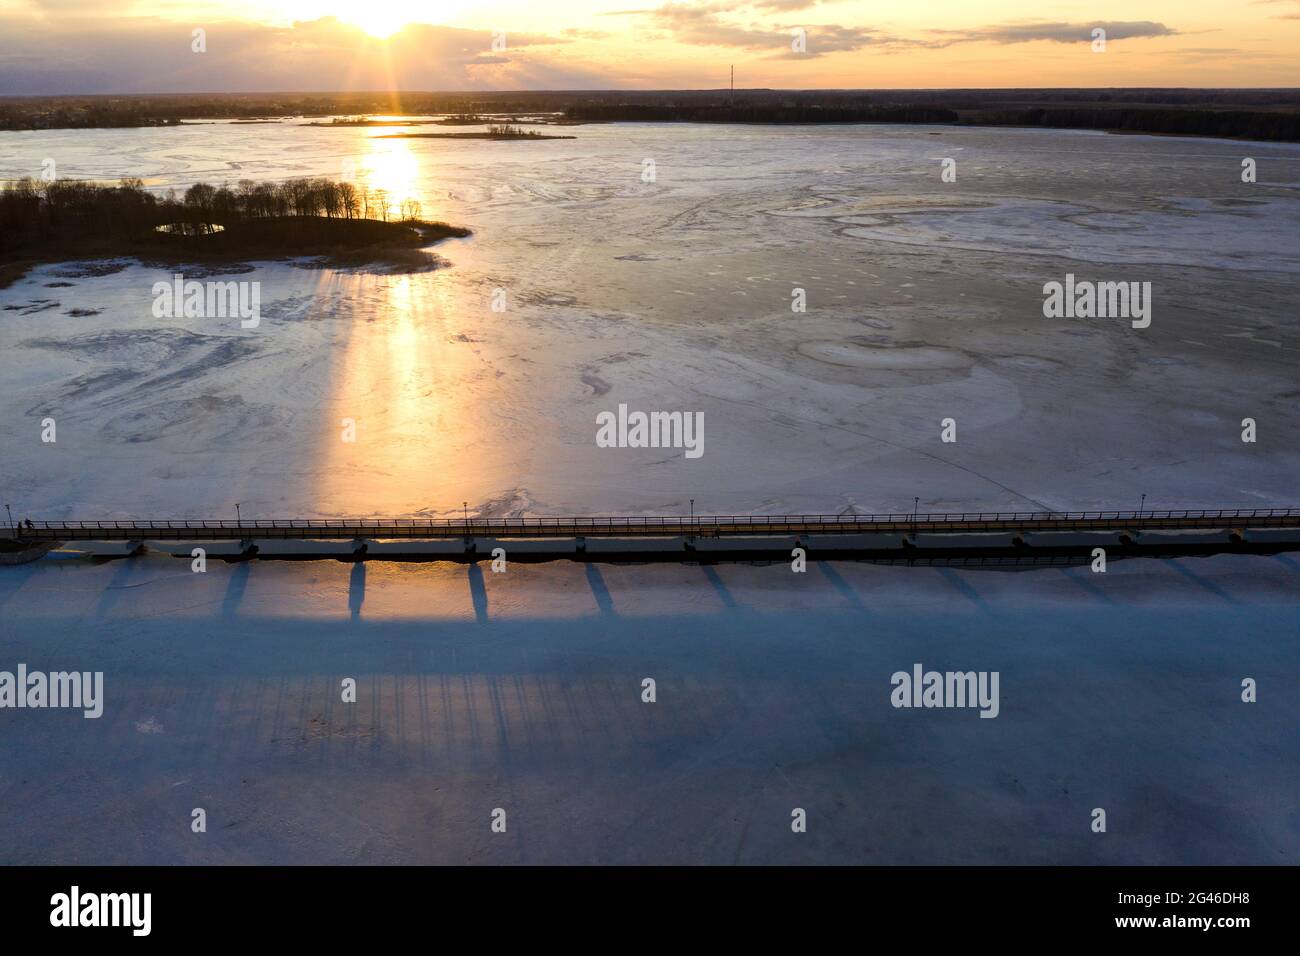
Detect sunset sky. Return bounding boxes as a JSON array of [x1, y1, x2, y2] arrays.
[[1, 0, 1298, 93]]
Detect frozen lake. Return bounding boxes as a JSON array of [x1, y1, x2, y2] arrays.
[[0, 121, 1297, 865], [1, 121, 1298, 519]]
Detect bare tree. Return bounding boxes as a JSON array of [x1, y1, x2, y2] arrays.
[[399, 198, 422, 222], [338, 181, 359, 219]]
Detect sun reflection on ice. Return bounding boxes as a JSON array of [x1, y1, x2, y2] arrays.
[[315, 267, 487, 517], [359, 135, 421, 220]]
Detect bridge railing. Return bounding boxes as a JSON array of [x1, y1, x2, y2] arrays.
[[5, 506, 1299, 535]]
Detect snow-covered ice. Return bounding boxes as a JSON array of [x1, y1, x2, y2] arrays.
[[0, 553, 1296, 864], [1, 121, 1297, 865], [1, 122, 1297, 519]]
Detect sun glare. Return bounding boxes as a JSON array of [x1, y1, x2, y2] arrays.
[[362, 136, 420, 217], [340, 0, 440, 39]]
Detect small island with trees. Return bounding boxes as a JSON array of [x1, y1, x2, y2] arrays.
[[0, 176, 471, 288], [374, 124, 574, 140]]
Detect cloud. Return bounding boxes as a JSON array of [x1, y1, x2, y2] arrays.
[[619, 3, 883, 56], [0, 16, 608, 94], [770, 24, 885, 58], [926, 21, 1178, 47], [611, 6, 1177, 58], [750, 0, 823, 10]]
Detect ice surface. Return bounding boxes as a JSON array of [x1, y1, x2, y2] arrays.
[[0, 553, 1296, 864], [1, 122, 1298, 865], [1, 122, 1298, 519]]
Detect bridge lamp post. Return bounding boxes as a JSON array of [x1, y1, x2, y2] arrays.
[[4, 504, 11, 532], [1139, 493, 1146, 531], [235, 502, 241, 527], [912, 496, 920, 536], [463, 501, 469, 534]]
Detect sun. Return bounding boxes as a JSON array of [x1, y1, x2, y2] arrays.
[[341, 0, 434, 39]]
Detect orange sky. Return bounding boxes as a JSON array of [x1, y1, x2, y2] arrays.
[[1, 0, 1298, 92]]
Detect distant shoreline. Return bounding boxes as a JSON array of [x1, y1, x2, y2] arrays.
[[3, 90, 1298, 142], [372, 131, 576, 140]]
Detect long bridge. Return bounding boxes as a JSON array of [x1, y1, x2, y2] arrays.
[[2, 507, 1299, 540], [3, 507, 1298, 565]]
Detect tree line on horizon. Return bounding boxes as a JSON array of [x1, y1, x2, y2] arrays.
[[562, 101, 1300, 141], [564, 103, 961, 125], [962, 106, 1300, 142], [4, 91, 1299, 141]]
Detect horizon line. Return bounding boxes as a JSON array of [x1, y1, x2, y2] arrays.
[[6, 85, 1300, 100]]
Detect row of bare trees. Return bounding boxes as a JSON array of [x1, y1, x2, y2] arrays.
[[177, 177, 419, 228], [0, 175, 421, 251]]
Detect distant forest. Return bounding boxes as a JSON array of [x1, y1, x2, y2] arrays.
[[2, 89, 1299, 140], [564, 104, 960, 124], [564, 102, 1300, 141]]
